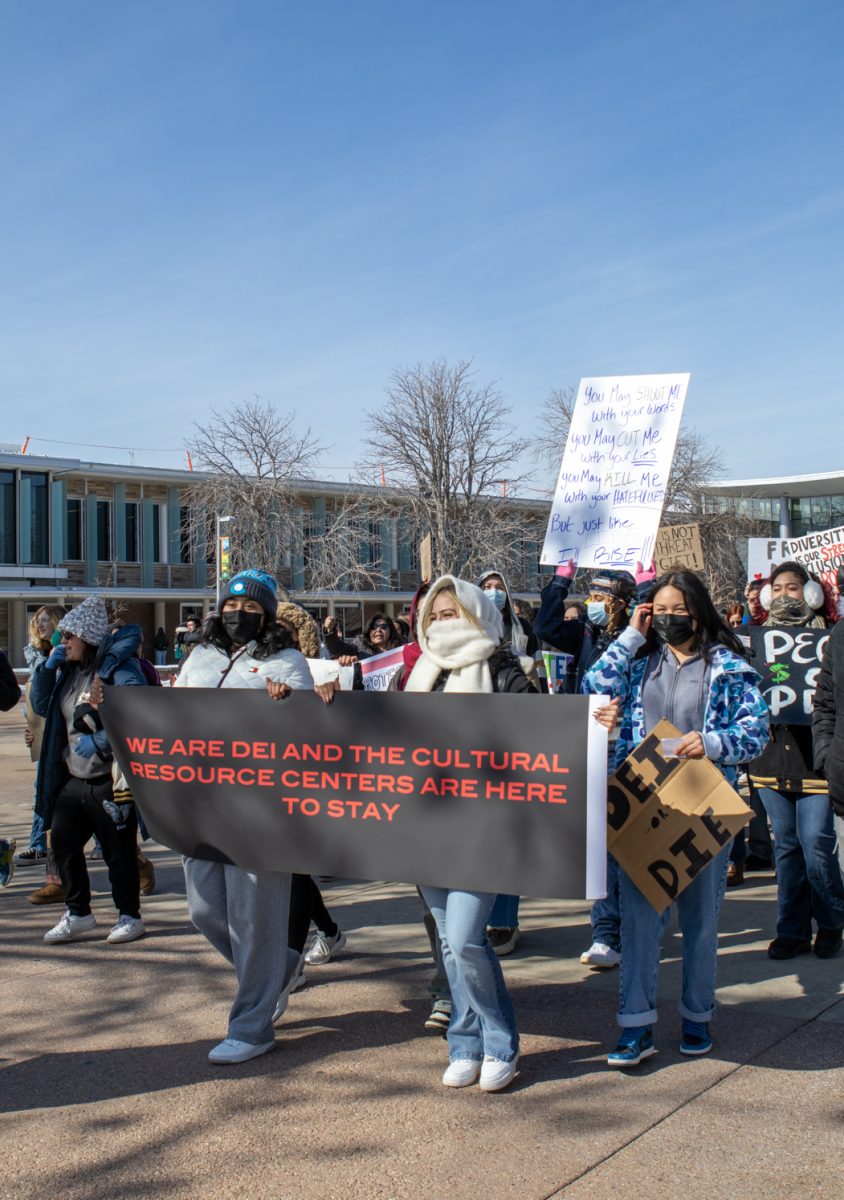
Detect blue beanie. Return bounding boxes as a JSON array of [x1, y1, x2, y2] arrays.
[[220, 570, 278, 618]]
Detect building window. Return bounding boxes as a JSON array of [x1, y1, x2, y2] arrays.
[[0, 471, 15, 563], [124, 502, 139, 562], [66, 498, 83, 560], [151, 503, 161, 562], [21, 472, 49, 563], [96, 500, 112, 561], [180, 506, 192, 564]]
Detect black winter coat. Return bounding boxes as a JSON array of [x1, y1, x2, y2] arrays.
[[813, 619, 844, 817], [0, 651, 19, 712]]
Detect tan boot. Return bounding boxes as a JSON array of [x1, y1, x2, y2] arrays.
[[28, 881, 66, 905], [138, 854, 156, 897]]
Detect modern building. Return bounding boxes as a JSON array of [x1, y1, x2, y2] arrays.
[[701, 470, 844, 539], [0, 450, 548, 667]]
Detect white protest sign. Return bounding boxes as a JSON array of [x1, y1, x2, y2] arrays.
[[748, 524, 844, 610], [359, 646, 405, 691], [541, 373, 689, 570], [307, 659, 356, 690]]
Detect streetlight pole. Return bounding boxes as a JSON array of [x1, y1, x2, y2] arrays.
[[215, 515, 235, 611]]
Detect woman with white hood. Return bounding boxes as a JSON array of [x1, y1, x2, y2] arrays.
[[408, 575, 533, 1092]]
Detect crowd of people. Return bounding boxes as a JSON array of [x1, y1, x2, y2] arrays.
[[1, 555, 843, 1091]]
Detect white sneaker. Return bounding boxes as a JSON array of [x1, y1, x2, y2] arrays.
[[304, 928, 347, 965], [208, 1038, 275, 1065], [442, 1059, 481, 1088], [580, 941, 621, 968], [44, 911, 97, 943], [272, 954, 306, 1024], [479, 1053, 519, 1092], [106, 915, 146, 944]]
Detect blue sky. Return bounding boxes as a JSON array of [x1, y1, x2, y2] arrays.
[[1, 1, 842, 485]]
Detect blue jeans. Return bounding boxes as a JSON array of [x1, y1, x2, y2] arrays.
[[489, 893, 520, 929], [590, 853, 620, 950], [617, 845, 730, 1028], [420, 886, 518, 1063], [29, 776, 47, 853], [759, 788, 844, 939]]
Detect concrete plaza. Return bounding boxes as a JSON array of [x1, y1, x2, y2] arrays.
[[1, 705, 842, 1200]]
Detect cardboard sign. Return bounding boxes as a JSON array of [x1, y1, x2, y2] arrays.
[[543, 651, 574, 694], [654, 522, 704, 573], [359, 646, 405, 691], [306, 659, 356, 690], [541, 373, 689, 570], [607, 720, 750, 911], [744, 626, 830, 726], [101, 690, 610, 899]]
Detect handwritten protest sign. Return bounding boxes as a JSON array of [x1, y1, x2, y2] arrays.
[[747, 526, 844, 617], [654, 522, 704, 573], [307, 659, 356, 690], [359, 646, 405, 691], [607, 719, 750, 911], [541, 373, 689, 570], [102, 690, 609, 899], [742, 626, 830, 725]]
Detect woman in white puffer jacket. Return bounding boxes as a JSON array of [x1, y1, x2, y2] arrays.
[[175, 569, 313, 1065]]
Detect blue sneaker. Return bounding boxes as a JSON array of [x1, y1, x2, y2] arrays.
[[607, 1026, 654, 1067], [680, 1020, 712, 1056], [0, 839, 16, 888]]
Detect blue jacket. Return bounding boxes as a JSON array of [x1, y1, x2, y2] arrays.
[[582, 626, 770, 785], [30, 625, 147, 828]]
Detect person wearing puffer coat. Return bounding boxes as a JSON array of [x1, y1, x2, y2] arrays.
[[584, 569, 769, 1069], [29, 596, 148, 947], [174, 570, 313, 1066]]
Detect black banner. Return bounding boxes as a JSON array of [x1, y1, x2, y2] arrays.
[[744, 626, 830, 726], [101, 689, 606, 899]]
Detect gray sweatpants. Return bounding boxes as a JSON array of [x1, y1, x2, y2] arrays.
[[184, 858, 295, 1046]]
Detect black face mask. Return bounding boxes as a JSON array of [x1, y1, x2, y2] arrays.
[[222, 610, 264, 645], [652, 613, 696, 647]]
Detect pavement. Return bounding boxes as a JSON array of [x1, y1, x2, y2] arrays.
[[0, 704, 842, 1200]]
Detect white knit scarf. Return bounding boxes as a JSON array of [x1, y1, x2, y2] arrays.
[[405, 576, 503, 693]]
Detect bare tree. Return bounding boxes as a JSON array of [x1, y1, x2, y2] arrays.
[[359, 360, 540, 584], [183, 398, 385, 595], [539, 386, 762, 605]]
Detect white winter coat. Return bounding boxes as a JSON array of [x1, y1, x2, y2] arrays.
[[173, 641, 314, 691]]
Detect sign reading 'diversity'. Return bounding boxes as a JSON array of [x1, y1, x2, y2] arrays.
[[742, 626, 830, 726], [747, 525, 844, 618], [101, 690, 610, 900], [541, 373, 689, 570], [607, 720, 751, 912]]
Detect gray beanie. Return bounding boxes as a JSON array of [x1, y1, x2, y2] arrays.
[[59, 594, 109, 647]]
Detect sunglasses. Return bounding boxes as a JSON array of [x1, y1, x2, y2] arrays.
[[60, 631, 77, 642], [371, 622, 392, 631]]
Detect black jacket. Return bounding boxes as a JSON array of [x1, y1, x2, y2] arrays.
[[0, 651, 19, 712], [432, 648, 539, 694], [813, 618, 844, 817]]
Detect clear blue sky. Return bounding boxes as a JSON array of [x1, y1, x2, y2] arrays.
[[1, 1, 841, 484]]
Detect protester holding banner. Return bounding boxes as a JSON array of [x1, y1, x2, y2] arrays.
[[584, 569, 769, 1066], [174, 569, 312, 1065], [477, 567, 540, 957], [29, 596, 149, 946], [749, 562, 844, 960], [407, 575, 528, 1091]]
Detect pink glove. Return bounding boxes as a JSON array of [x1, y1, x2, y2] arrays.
[[556, 558, 576, 580], [635, 560, 656, 587]]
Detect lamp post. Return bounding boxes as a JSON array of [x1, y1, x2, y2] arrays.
[[215, 515, 235, 611]]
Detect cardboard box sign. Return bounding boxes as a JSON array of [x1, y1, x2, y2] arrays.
[[654, 522, 704, 573], [607, 719, 751, 912]]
